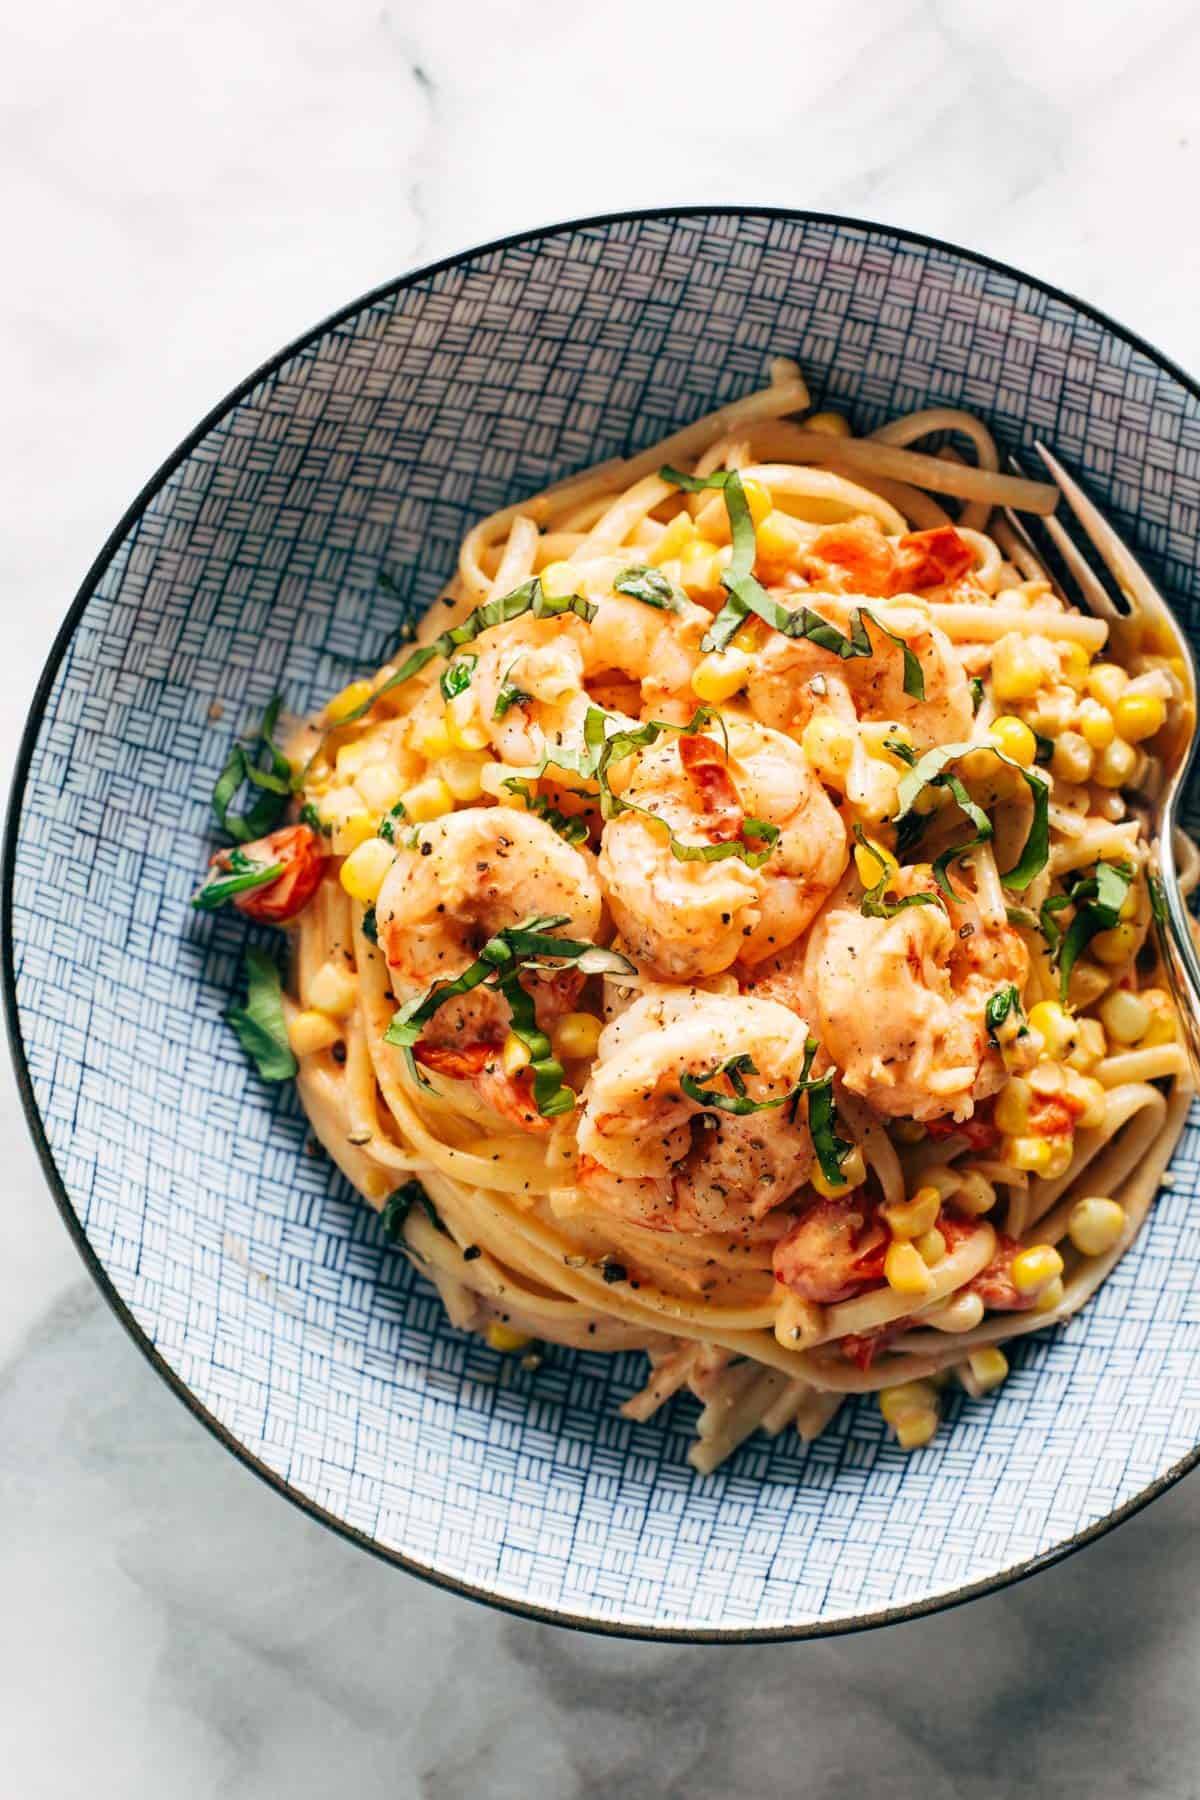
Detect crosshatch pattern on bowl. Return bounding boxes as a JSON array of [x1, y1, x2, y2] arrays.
[[10, 210, 1200, 1636]]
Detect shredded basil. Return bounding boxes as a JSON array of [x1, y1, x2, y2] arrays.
[[807, 1075, 854, 1186], [496, 965, 575, 1118], [380, 1182, 446, 1242], [211, 696, 293, 843], [1033, 732, 1055, 766], [299, 800, 331, 837], [680, 1039, 851, 1186], [1046, 862, 1136, 1000], [440, 654, 477, 702], [970, 676, 985, 716], [494, 680, 533, 719], [1148, 871, 1168, 928], [680, 1053, 789, 1115], [377, 801, 408, 845], [192, 848, 283, 912], [1005, 905, 1040, 930], [853, 827, 945, 920], [500, 780, 589, 846], [361, 904, 378, 944], [883, 736, 917, 766], [894, 740, 1050, 893], [985, 983, 1026, 1046], [227, 947, 297, 1082], [613, 565, 684, 612]]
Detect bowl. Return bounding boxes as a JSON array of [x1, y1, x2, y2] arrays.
[[8, 207, 1200, 1641]]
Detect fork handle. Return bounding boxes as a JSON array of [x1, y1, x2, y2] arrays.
[[1153, 856, 1200, 1084]]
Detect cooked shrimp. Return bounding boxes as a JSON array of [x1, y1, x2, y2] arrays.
[[467, 617, 589, 766], [800, 869, 1032, 1123], [597, 717, 848, 981], [576, 988, 816, 1233], [746, 593, 973, 747], [578, 591, 707, 722]]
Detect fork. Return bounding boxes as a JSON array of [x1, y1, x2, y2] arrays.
[[1001, 447, 1200, 1072]]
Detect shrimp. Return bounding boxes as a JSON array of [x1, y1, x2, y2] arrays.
[[376, 808, 603, 1122], [597, 717, 848, 982], [800, 869, 1032, 1123], [746, 594, 973, 748], [467, 617, 589, 767], [576, 988, 816, 1233], [578, 591, 707, 722]]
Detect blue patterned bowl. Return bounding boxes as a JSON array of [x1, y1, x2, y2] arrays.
[[8, 209, 1200, 1640]]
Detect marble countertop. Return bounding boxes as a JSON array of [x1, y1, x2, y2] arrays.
[[6, 1, 1200, 1793]]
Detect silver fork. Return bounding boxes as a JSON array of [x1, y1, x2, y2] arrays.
[[1003, 447, 1200, 1071]]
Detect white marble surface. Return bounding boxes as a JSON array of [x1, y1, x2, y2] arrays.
[[5, 1, 1200, 1793]]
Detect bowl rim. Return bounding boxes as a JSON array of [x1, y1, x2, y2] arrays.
[[6, 202, 1199, 1643]]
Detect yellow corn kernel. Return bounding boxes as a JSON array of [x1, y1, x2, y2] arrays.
[[929, 1290, 985, 1332], [444, 700, 490, 752], [1078, 697, 1116, 750], [435, 751, 492, 803], [308, 959, 358, 1016], [809, 1144, 867, 1199], [853, 834, 898, 888], [1091, 919, 1138, 966], [1068, 1196, 1126, 1256], [680, 541, 724, 596], [801, 714, 856, 779], [740, 477, 773, 527], [354, 761, 406, 815], [553, 1011, 604, 1062], [1034, 1275, 1065, 1313], [1058, 641, 1092, 689], [650, 512, 697, 566], [335, 737, 382, 783], [1092, 736, 1137, 788], [1028, 1059, 1064, 1098], [995, 1077, 1033, 1136], [884, 1239, 935, 1298], [1114, 689, 1167, 743], [992, 636, 1049, 702], [805, 410, 852, 437], [951, 1171, 998, 1217], [894, 1408, 939, 1451], [915, 1227, 947, 1267], [1011, 1243, 1064, 1295], [989, 714, 1037, 767], [1066, 1016, 1106, 1071], [881, 1186, 941, 1240], [966, 1348, 1009, 1394], [691, 648, 751, 704], [287, 1009, 342, 1058], [1026, 1000, 1075, 1059], [755, 509, 803, 563], [486, 1323, 531, 1354], [400, 776, 454, 823], [539, 559, 580, 602], [1004, 1134, 1053, 1175], [502, 1032, 531, 1077], [339, 835, 395, 903], [411, 713, 453, 761], [323, 679, 374, 726], [1087, 662, 1129, 708], [731, 619, 767, 654], [1099, 987, 1151, 1045], [1140, 988, 1178, 1048], [878, 1380, 938, 1425], [332, 812, 376, 857], [1051, 731, 1093, 785], [1062, 1068, 1107, 1130]]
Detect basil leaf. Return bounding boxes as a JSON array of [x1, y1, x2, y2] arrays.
[[380, 1182, 446, 1241], [377, 800, 408, 845], [931, 773, 993, 899], [211, 696, 292, 843], [1148, 871, 1168, 927], [1033, 732, 1055, 766], [807, 1076, 853, 1186], [192, 852, 283, 912], [361, 904, 378, 944], [494, 680, 532, 720], [299, 800, 331, 837], [1049, 861, 1136, 999], [613, 565, 684, 611], [852, 826, 945, 920], [883, 737, 917, 767], [861, 610, 926, 701], [667, 816, 780, 870], [680, 1053, 791, 1115], [500, 779, 589, 846], [894, 740, 1050, 892], [970, 676, 985, 716], [440, 654, 477, 702], [985, 983, 1026, 1045], [497, 968, 575, 1118], [227, 948, 297, 1082], [1005, 905, 1040, 930]]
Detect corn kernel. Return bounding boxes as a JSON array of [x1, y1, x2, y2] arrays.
[[740, 477, 773, 526], [1092, 737, 1137, 789], [809, 1144, 867, 1198], [287, 1009, 341, 1058], [1028, 1060, 1065, 1098], [805, 410, 852, 437], [354, 761, 407, 815], [335, 737, 383, 782], [1140, 988, 1178, 1047], [332, 812, 376, 857], [1087, 662, 1129, 708], [308, 960, 358, 1016], [881, 1186, 941, 1240], [1059, 641, 1091, 689], [894, 1408, 939, 1451], [1078, 697, 1116, 750], [966, 1348, 1009, 1394], [731, 619, 767, 654], [801, 714, 856, 779], [691, 648, 751, 704], [1004, 1133, 1053, 1175], [878, 1380, 938, 1425], [411, 714, 453, 761], [650, 512, 697, 566], [539, 560, 580, 602], [502, 1032, 531, 1077], [1066, 1017, 1106, 1071], [1034, 1275, 1065, 1312], [755, 509, 803, 562], [1091, 919, 1138, 965], [486, 1323, 531, 1354], [853, 834, 898, 888], [680, 541, 724, 596], [1027, 1000, 1076, 1058], [915, 1227, 947, 1266], [318, 784, 368, 829], [952, 1171, 997, 1217], [992, 636, 1049, 701], [989, 715, 1037, 767], [1099, 987, 1151, 1045], [1114, 689, 1167, 743], [1062, 1068, 1107, 1129], [1068, 1196, 1126, 1256], [1051, 730, 1093, 785], [324, 679, 374, 726], [435, 751, 492, 803], [885, 1239, 935, 1297], [930, 1291, 985, 1332], [553, 1012, 604, 1062], [995, 1077, 1033, 1135], [339, 835, 395, 903], [400, 776, 454, 823], [1011, 1243, 1064, 1295], [444, 702, 490, 752]]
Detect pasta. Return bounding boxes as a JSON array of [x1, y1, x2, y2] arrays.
[[196, 364, 1197, 1472]]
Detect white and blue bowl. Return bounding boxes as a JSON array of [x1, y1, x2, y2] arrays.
[[8, 209, 1200, 1640]]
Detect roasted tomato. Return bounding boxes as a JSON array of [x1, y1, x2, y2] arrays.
[[923, 1104, 1000, 1152], [805, 520, 898, 595], [678, 733, 744, 843], [936, 1217, 1034, 1313], [217, 824, 327, 924], [773, 1196, 889, 1305], [893, 526, 974, 592], [412, 1042, 497, 1080], [838, 1319, 910, 1370]]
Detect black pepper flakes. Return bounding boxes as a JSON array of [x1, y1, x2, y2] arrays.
[[462, 1245, 482, 1262]]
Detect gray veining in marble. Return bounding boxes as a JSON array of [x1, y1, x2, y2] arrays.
[[5, 0, 1200, 1792]]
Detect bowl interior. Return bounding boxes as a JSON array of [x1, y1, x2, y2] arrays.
[[10, 211, 1200, 1638]]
